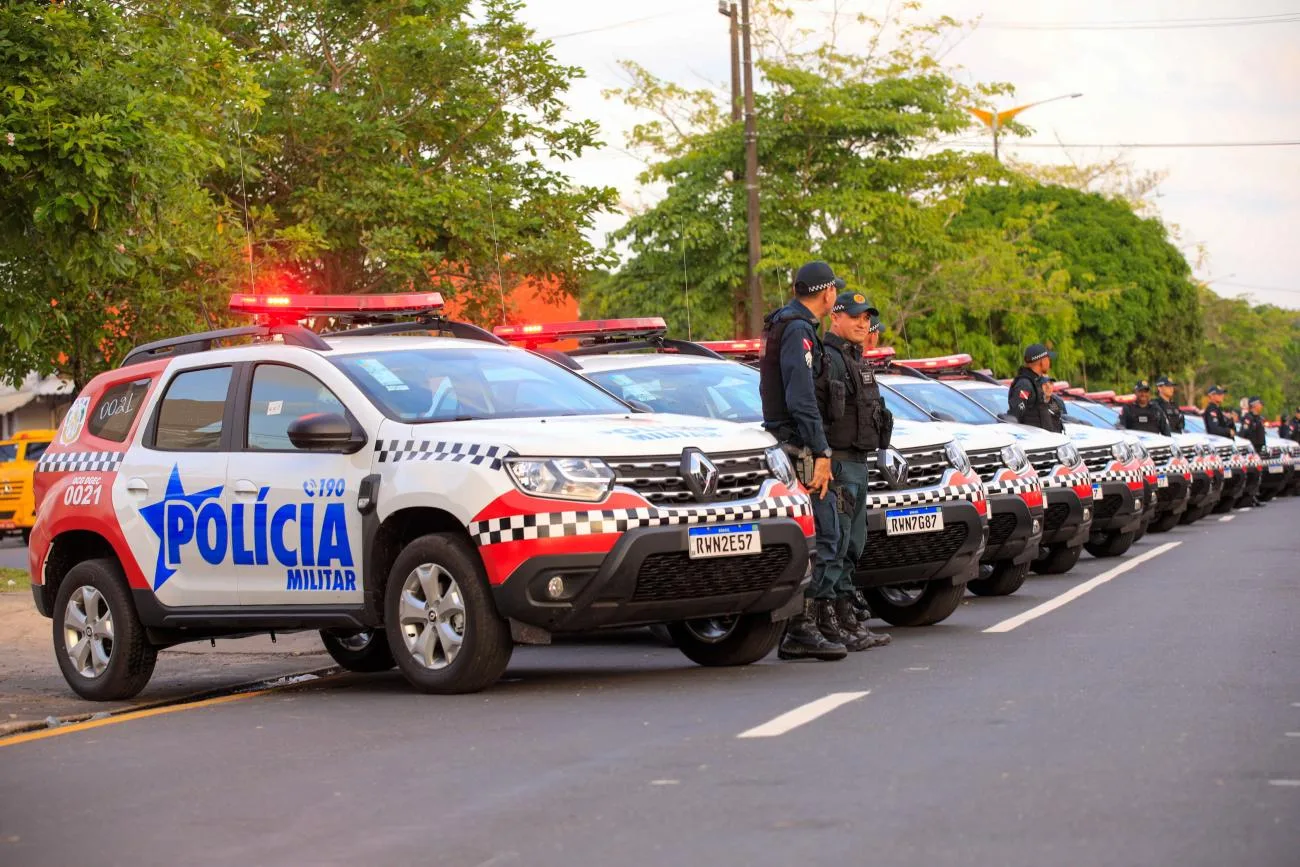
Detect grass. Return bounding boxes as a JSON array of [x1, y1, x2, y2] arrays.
[[1, 567, 30, 593]]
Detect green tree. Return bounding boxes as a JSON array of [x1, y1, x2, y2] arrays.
[[0, 0, 264, 388], [1194, 288, 1300, 417]]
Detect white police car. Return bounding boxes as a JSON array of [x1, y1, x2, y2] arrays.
[[29, 294, 815, 699]]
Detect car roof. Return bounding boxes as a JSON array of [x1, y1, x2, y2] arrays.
[[575, 354, 744, 373], [151, 334, 519, 369]]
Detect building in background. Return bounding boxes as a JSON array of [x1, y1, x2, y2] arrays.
[[0, 373, 74, 439]]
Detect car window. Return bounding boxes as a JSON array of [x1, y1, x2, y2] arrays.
[[890, 381, 999, 425], [246, 365, 347, 451], [24, 441, 51, 462], [1183, 415, 1206, 434], [585, 363, 764, 422], [332, 348, 627, 423], [875, 384, 931, 422], [0, 444, 16, 463], [153, 367, 232, 451], [956, 386, 1011, 418], [88, 378, 152, 443], [1061, 400, 1115, 428]]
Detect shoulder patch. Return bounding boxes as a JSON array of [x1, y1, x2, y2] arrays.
[[801, 337, 813, 351], [1018, 389, 1030, 400]]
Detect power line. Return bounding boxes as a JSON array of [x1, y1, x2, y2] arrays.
[[1214, 281, 1300, 296], [544, 11, 687, 41], [983, 12, 1300, 31], [776, 134, 1300, 149]]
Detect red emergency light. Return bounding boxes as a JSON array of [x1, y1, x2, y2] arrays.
[[494, 318, 666, 346], [894, 353, 973, 374], [1065, 387, 1087, 397], [229, 292, 445, 320], [863, 346, 896, 363], [1114, 394, 1136, 405], [1053, 380, 1072, 390], [1085, 390, 1118, 403], [697, 339, 763, 356]]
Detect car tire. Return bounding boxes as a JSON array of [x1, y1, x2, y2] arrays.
[[864, 581, 965, 627], [647, 624, 676, 646], [1032, 543, 1083, 575], [383, 533, 513, 694], [1085, 530, 1135, 558], [1212, 495, 1235, 514], [1148, 511, 1182, 533], [966, 560, 1029, 597], [669, 614, 784, 667], [21, 528, 31, 545], [1179, 503, 1209, 525], [52, 558, 157, 701], [320, 629, 396, 673]]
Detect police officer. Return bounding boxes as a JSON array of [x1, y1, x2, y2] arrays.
[[1120, 381, 1171, 434], [1008, 343, 1057, 430], [1041, 376, 1065, 433], [819, 291, 893, 652], [1154, 376, 1185, 433], [1203, 385, 1234, 437], [760, 260, 847, 662], [1280, 406, 1300, 443], [864, 314, 885, 350], [1241, 397, 1267, 451]]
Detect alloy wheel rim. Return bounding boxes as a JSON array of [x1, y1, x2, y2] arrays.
[[63, 586, 113, 679], [398, 563, 466, 670], [878, 583, 925, 606], [682, 616, 739, 644], [336, 630, 374, 652]]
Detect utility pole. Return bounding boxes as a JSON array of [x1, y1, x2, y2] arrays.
[[740, 0, 763, 336], [719, 2, 744, 336]]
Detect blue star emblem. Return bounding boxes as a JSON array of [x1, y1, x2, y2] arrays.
[[139, 465, 224, 591]]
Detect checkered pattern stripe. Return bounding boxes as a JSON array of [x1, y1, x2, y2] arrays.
[[469, 494, 812, 546], [1041, 469, 1091, 490], [1092, 467, 1144, 485], [36, 451, 123, 474], [865, 483, 984, 510], [983, 475, 1041, 497], [374, 439, 513, 470]]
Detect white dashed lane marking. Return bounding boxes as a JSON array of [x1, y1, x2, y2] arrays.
[[985, 542, 1182, 634], [737, 691, 870, 739], [1219, 515, 1236, 523], [1268, 780, 1300, 787]]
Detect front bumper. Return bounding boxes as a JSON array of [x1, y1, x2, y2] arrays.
[[490, 519, 812, 633], [1260, 461, 1290, 495], [1090, 480, 1145, 535], [1040, 487, 1092, 548], [1219, 465, 1247, 502], [982, 494, 1044, 566], [1153, 471, 1191, 518], [854, 499, 987, 588]]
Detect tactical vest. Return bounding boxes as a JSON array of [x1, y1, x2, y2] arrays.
[[1011, 369, 1055, 431], [1155, 397, 1185, 433], [759, 309, 822, 444], [1123, 403, 1164, 433], [817, 338, 885, 452]]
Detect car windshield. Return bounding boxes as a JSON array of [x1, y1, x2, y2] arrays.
[[1061, 400, 1116, 428], [888, 380, 999, 425], [875, 384, 935, 422], [585, 362, 764, 422], [0, 444, 16, 463], [1078, 401, 1122, 427], [331, 347, 629, 423], [958, 385, 1013, 418], [1183, 414, 1206, 434]]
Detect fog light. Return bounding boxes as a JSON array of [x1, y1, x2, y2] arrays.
[[1082, 507, 1092, 522], [546, 576, 566, 599], [1133, 499, 1143, 511], [1032, 519, 1042, 535]]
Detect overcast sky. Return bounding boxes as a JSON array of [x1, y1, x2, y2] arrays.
[[516, 0, 1300, 310]]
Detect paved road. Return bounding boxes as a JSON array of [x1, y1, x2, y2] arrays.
[[2, 504, 1298, 867], [0, 536, 27, 571]]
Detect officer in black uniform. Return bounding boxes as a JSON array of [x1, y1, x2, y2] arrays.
[[819, 291, 893, 652], [865, 314, 885, 350], [1280, 406, 1300, 443], [1154, 376, 1185, 433], [1120, 381, 1171, 434], [1240, 397, 1268, 506], [760, 260, 847, 662], [1203, 385, 1234, 437], [1041, 376, 1065, 433], [1008, 343, 1058, 430]]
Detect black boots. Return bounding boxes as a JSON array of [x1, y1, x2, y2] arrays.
[[778, 599, 848, 661], [833, 597, 891, 650]]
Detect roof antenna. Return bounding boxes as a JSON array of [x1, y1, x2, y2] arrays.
[[681, 220, 693, 341], [233, 115, 255, 294], [488, 184, 508, 327]]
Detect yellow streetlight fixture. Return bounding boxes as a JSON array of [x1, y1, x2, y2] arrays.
[[967, 93, 1083, 161]]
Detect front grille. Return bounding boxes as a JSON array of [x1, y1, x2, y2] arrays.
[[1094, 494, 1124, 521], [0, 510, 13, 520], [1156, 485, 1178, 505], [609, 450, 773, 505], [0, 478, 24, 504], [1043, 502, 1070, 534], [1027, 447, 1060, 476], [1217, 445, 1235, 460], [866, 445, 950, 493], [1265, 446, 1283, 459], [1189, 476, 1209, 499], [857, 524, 970, 571], [630, 545, 792, 601], [1148, 445, 1172, 465], [966, 448, 1003, 485], [1079, 445, 1113, 475], [986, 512, 1019, 548], [1236, 444, 1251, 457]]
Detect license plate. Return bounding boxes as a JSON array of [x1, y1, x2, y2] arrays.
[[0, 520, 14, 531], [1092, 484, 1102, 499], [1223, 469, 1234, 478], [1268, 465, 1284, 474], [1157, 474, 1168, 488], [687, 523, 761, 559], [885, 506, 944, 536]]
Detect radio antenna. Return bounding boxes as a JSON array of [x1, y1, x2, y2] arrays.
[[233, 115, 255, 294], [681, 221, 693, 340]]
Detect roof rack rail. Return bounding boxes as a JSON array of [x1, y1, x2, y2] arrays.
[[568, 337, 725, 360], [322, 319, 506, 345], [119, 325, 330, 369]]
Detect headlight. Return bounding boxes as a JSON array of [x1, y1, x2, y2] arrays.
[[1111, 442, 1129, 463], [1000, 444, 1029, 473], [505, 457, 615, 502], [1170, 442, 1183, 460], [1057, 443, 1082, 468], [1134, 442, 1148, 460], [765, 446, 796, 488], [944, 441, 971, 474]]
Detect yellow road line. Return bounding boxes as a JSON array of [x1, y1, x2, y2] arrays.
[[0, 688, 277, 748]]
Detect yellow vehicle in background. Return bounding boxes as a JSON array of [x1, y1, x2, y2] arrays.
[[0, 429, 56, 544]]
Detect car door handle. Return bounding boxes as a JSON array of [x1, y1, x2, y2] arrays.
[[125, 478, 149, 495], [233, 480, 260, 496]]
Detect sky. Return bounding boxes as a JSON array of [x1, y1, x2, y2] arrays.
[[515, 0, 1300, 310]]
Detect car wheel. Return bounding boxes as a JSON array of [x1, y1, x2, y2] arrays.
[[863, 581, 965, 627], [1148, 511, 1182, 533], [21, 528, 31, 545], [383, 533, 512, 694], [1085, 530, 1135, 558], [966, 561, 1029, 597], [1212, 495, 1235, 514], [320, 629, 396, 673], [52, 558, 157, 701], [1179, 503, 1209, 525], [1032, 543, 1083, 575], [646, 624, 676, 646], [669, 614, 784, 666]]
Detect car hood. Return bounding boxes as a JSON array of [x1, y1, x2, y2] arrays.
[[918, 421, 1015, 452]]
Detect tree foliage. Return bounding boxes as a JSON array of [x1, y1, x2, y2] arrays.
[[1194, 289, 1300, 418]]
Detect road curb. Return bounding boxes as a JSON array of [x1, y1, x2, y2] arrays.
[[0, 664, 343, 741]]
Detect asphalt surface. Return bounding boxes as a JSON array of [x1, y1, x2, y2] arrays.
[[2, 503, 1298, 867], [0, 536, 27, 570]]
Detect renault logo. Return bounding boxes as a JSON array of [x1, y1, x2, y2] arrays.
[[681, 448, 720, 501], [878, 448, 910, 489]]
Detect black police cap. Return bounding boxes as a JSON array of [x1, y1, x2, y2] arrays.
[[794, 261, 845, 296], [1155, 376, 1175, 387], [1023, 343, 1056, 363], [1134, 380, 1151, 392], [1206, 385, 1225, 395]]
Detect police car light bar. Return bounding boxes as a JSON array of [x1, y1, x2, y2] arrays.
[[229, 292, 445, 319], [863, 346, 896, 362], [1054, 380, 1072, 390], [494, 318, 667, 345], [697, 339, 763, 356], [1115, 394, 1136, 404], [1064, 387, 1087, 397], [894, 353, 973, 373], [1085, 390, 1118, 403]]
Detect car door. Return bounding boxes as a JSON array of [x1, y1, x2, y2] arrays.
[[230, 361, 371, 606], [116, 365, 236, 607]]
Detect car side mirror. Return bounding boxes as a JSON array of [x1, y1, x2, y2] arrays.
[[287, 413, 367, 454]]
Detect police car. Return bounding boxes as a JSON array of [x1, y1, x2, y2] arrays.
[[493, 322, 993, 627], [1176, 411, 1247, 513], [1258, 432, 1294, 501], [29, 295, 818, 700]]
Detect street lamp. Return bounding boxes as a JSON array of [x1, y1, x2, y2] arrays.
[[967, 92, 1083, 161]]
